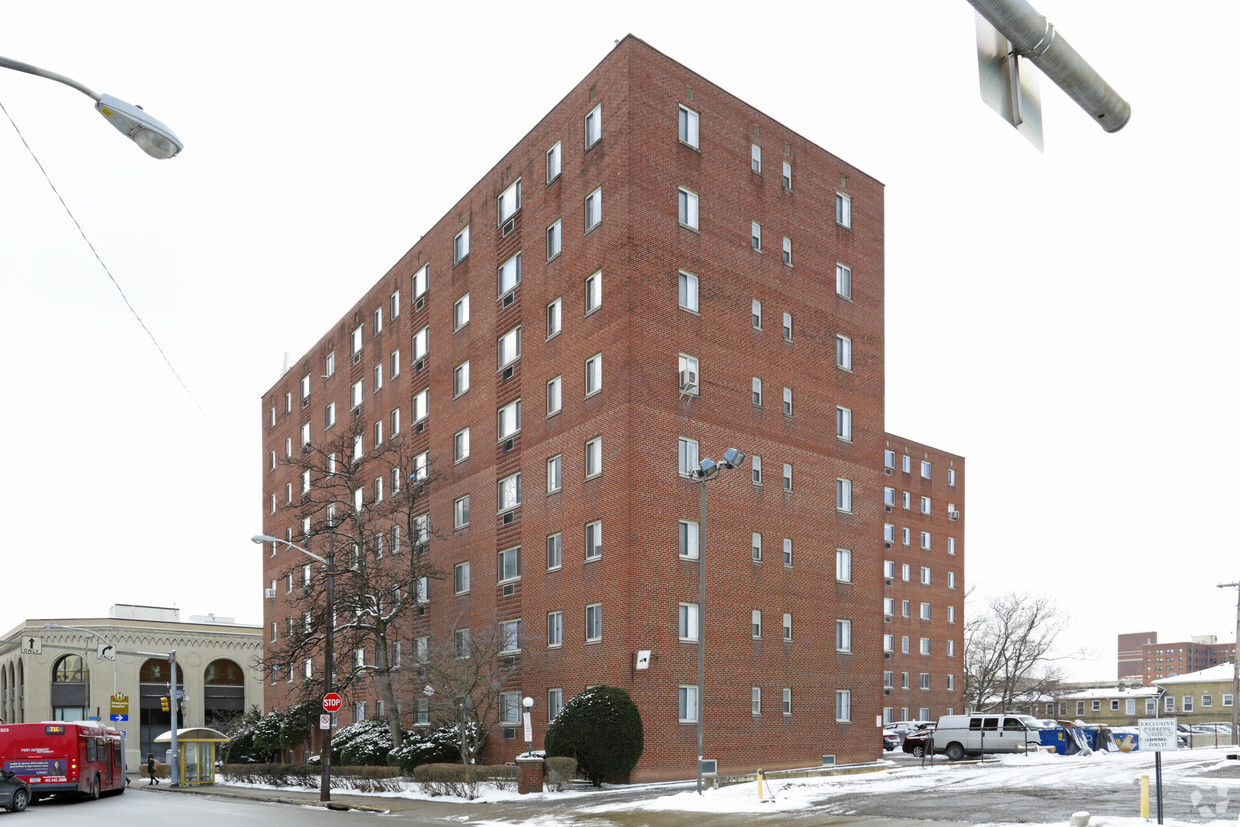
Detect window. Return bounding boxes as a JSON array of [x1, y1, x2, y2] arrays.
[[546, 533, 562, 570], [921, 566, 931, 585], [678, 104, 699, 148], [836, 549, 852, 582], [1165, 695, 1175, 713], [498, 546, 522, 583], [782, 463, 793, 492], [585, 437, 602, 478], [921, 460, 932, 479], [782, 161, 792, 190], [920, 674, 931, 691], [902, 600, 910, 618], [902, 563, 911, 582], [1183, 696, 1193, 712], [920, 638, 931, 656], [498, 178, 521, 225], [454, 225, 470, 264], [751, 455, 762, 485], [752, 377, 763, 406], [413, 451, 428, 482], [546, 141, 561, 183], [546, 453, 563, 493], [782, 312, 792, 341], [836, 620, 851, 651], [903, 454, 912, 473], [585, 353, 602, 396], [678, 270, 699, 312], [454, 495, 470, 529], [546, 219, 562, 260], [837, 407, 852, 441], [547, 612, 562, 647], [836, 264, 852, 300], [498, 399, 521, 440], [782, 688, 792, 716], [752, 687, 762, 716], [497, 328, 522, 372], [413, 389, 428, 423], [351, 325, 363, 356], [584, 187, 601, 231], [883, 635, 894, 653], [751, 532, 762, 562], [902, 636, 910, 655], [498, 252, 522, 298], [411, 326, 428, 362], [351, 380, 363, 410], [920, 602, 931, 621], [678, 188, 699, 229], [679, 520, 699, 559], [499, 692, 520, 725], [884, 598, 895, 616], [325, 350, 335, 377], [585, 603, 602, 642], [410, 264, 428, 301], [499, 619, 522, 653], [300, 373, 311, 401], [585, 520, 602, 559], [782, 237, 792, 266], [836, 192, 851, 228], [547, 298, 562, 338], [782, 538, 793, 567], [679, 685, 699, 723], [919, 496, 931, 515], [750, 143, 762, 174], [584, 104, 601, 148], [454, 562, 470, 595], [752, 299, 762, 329], [498, 472, 522, 512], [751, 221, 762, 251], [837, 334, 852, 370], [453, 293, 470, 330], [373, 363, 383, 393], [538, 377, 560, 420], [921, 531, 932, 550], [389, 349, 401, 380], [948, 606, 956, 624], [783, 387, 793, 416], [678, 353, 700, 396], [548, 688, 564, 720], [678, 437, 699, 477], [782, 613, 792, 641], [836, 690, 851, 722], [453, 428, 470, 463], [679, 603, 699, 641], [752, 609, 763, 638], [1224, 694, 1235, 708], [903, 492, 911, 510], [884, 449, 895, 469], [455, 628, 471, 659]]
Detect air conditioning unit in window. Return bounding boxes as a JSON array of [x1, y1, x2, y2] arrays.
[[884, 467, 893, 476], [501, 218, 515, 237], [884, 542, 892, 550], [352, 352, 361, 364], [502, 292, 515, 308], [884, 504, 892, 512], [503, 438, 514, 452], [502, 511, 515, 525], [679, 368, 698, 392], [414, 297, 425, 311], [884, 652, 892, 659], [883, 688, 891, 696], [502, 365, 515, 381], [415, 359, 424, 372], [949, 511, 960, 520], [502, 582, 515, 597], [264, 588, 276, 599], [503, 727, 516, 740], [415, 421, 425, 434]]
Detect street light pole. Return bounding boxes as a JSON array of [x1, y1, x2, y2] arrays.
[[688, 448, 746, 794], [253, 532, 336, 802], [1218, 581, 1240, 744], [0, 54, 183, 158]]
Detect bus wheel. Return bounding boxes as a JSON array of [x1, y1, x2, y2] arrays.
[[8, 788, 29, 812], [90, 776, 101, 800]]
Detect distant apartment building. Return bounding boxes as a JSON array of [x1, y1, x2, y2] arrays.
[[258, 35, 964, 780], [1117, 630, 1155, 680], [1133, 634, 1237, 685]]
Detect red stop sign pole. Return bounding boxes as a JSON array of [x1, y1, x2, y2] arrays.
[[323, 693, 342, 713]]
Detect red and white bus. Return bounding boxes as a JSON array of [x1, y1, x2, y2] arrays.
[[0, 722, 125, 801]]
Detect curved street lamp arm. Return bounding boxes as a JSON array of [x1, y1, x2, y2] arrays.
[[0, 55, 99, 100]]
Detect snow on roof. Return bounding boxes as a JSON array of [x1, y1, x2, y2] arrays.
[[1058, 685, 1161, 700], [1154, 662, 1236, 685]]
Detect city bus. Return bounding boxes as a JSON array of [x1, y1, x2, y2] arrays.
[[0, 722, 125, 801]]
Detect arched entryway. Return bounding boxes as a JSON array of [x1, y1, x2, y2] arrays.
[[50, 654, 89, 720], [139, 658, 183, 763], [203, 659, 245, 730]]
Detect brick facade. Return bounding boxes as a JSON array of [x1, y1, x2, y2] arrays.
[[258, 36, 963, 781]]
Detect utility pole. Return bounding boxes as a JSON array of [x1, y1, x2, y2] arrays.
[[1218, 582, 1240, 744]]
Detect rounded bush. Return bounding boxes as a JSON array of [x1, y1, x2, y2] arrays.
[[544, 685, 643, 786]]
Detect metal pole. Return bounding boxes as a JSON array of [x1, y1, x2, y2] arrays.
[[696, 480, 706, 794], [169, 651, 179, 786], [1220, 582, 1240, 745], [965, 0, 1130, 131], [321, 531, 335, 803]]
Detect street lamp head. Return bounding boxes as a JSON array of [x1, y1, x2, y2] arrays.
[[251, 534, 280, 545], [692, 458, 720, 482], [721, 448, 747, 470], [95, 94, 182, 159], [522, 696, 534, 709]]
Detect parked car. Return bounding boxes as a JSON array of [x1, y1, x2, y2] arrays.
[[886, 720, 934, 744], [902, 726, 936, 758], [0, 769, 30, 813], [883, 729, 900, 751], [932, 713, 1046, 760]]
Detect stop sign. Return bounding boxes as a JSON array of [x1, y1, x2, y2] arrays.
[[323, 693, 342, 712]]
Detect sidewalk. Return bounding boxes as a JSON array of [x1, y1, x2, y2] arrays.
[[127, 772, 972, 826]]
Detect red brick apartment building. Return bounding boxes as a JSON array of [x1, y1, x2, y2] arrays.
[[259, 35, 963, 780]]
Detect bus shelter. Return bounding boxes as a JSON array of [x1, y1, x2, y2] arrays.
[[153, 727, 230, 785]]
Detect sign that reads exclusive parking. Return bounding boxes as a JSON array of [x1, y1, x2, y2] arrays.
[[1139, 718, 1178, 751]]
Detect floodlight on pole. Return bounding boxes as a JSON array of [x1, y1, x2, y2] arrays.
[[688, 449, 746, 794], [0, 54, 183, 158]]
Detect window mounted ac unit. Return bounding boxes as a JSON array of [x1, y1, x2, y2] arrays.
[[503, 727, 517, 740], [884, 542, 892, 549], [502, 292, 515, 308], [502, 511, 515, 525], [949, 511, 960, 520], [884, 468, 893, 476], [302, 396, 310, 408], [503, 438, 514, 452], [502, 582, 515, 597], [352, 352, 361, 364], [884, 504, 892, 512], [502, 365, 514, 381], [414, 297, 425, 311], [353, 406, 362, 419], [501, 218, 515, 237], [264, 588, 276, 599], [415, 421, 425, 433], [415, 359, 424, 372], [679, 368, 698, 391]]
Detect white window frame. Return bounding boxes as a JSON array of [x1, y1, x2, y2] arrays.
[[837, 406, 852, 441], [751, 142, 762, 174], [453, 427, 470, 463], [585, 520, 602, 560], [547, 375, 562, 416], [454, 495, 470, 529], [498, 178, 522, 225], [498, 325, 521, 370], [783, 463, 793, 492], [547, 454, 562, 494], [546, 141, 561, 183], [782, 236, 792, 266], [679, 520, 699, 560], [454, 561, 470, 595], [498, 546, 522, 584], [836, 263, 852, 300], [678, 187, 699, 229], [678, 104, 699, 148], [836, 192, 851, 228], [837, 334, 852, 370], [751, 221, 762, 251], [498, 252, 522, 299], [752, 299, 762, 329], [584, 187, 602, 231], [782, 160, 792, 190], [546, 533, 562, 570], [836, 690, 851, 722], [585, 353, 602, 397], [678, 437, 699, 477], [679, 270, 699, 312], [752, 377, 763, 406], [678, 602, 700, 642], [453, 225, 470, 264], [546, 219, 562, 260], [453, 293, 470, 330], [454, 361, 470, 397], [837, 478, 853, 513], [498, 399, 521, 440], [584, 104, 601, 149], [585, 603, 602, 642], [782, 612, 792, 641], [547, 297, 562, 339], [547, 612, 563, 648], [836, 549, 852, 582], [498, 472, 522, 512], [585, 436, 602, 479], [679, 685, 699, 723]]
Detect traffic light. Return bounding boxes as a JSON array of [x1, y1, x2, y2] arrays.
[[160, 696, 169, 712]]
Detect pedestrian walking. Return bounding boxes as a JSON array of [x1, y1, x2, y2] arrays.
[[147, 753, 159, 785]]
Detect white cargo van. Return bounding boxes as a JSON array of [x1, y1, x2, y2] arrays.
[[931, 713, 1044, 760]]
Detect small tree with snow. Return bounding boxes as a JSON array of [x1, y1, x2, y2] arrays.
[[544, 685, 643, 786]]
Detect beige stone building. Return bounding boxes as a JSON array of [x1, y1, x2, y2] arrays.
[[0, 605, 262, 771], [1056, 684, 1161, 727], [1155, 663, 1237, 731]]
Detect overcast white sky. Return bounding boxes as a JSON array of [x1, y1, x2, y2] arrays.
[[2, 2, 1236, 681]]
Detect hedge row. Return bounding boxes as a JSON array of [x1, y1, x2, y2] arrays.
[[412, 763, 517, 798], [220, 763, 403, 792]]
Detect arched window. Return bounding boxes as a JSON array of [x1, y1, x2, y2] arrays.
[[53, 655, 88, 683], [203, 659, 246, 730], [50, 655, 88, 721], [204, 660, 244, 686]]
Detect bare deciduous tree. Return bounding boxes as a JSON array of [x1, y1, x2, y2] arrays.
[[964, 591, 1073, 713], [263, 417, 441, 750]]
